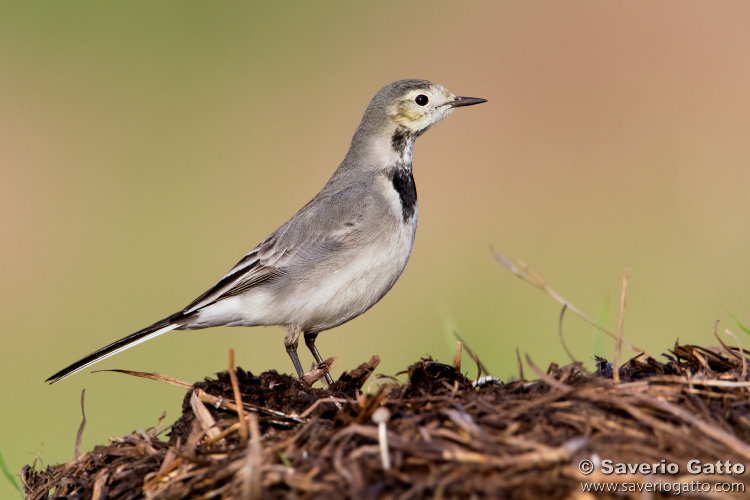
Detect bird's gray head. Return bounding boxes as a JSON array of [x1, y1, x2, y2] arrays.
[[346, 79, 486, 166]]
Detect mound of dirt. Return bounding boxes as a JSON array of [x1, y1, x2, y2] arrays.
[[22, 343, 750, 499]]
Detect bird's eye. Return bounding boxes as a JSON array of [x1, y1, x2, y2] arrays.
[[415, 94, 429, 106]]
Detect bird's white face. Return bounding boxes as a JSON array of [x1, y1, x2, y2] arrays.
[[389, 85, 457, 134]]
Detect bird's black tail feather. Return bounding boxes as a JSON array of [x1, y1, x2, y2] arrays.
[[45, 311, 191, 384]]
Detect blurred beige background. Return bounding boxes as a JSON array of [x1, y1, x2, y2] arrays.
[[2, 1, 750, 495]]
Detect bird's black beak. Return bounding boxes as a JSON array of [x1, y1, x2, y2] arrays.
[[451, 96, 487, 108]]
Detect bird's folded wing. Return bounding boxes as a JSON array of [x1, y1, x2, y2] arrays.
[[182, 183, 374, 315], [181, 252, 279, 314]]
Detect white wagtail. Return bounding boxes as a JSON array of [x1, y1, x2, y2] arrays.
[[46, 79, 486, 385]]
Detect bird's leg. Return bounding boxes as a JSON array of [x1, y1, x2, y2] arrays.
[[304, 332, 334, 385], [284, 325, 304, 379]]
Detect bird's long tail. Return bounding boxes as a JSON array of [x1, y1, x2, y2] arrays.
[[45, 311, 192, 384]]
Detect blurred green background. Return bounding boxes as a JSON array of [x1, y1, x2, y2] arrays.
[[2, 1, 750, 495]]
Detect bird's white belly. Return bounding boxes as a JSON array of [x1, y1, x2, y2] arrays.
[[306, 234, 413, 329], [282, 213, 417, 332]]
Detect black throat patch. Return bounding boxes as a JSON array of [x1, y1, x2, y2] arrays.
[[389, 167, 417, 221], [391, 127, 410, 152]]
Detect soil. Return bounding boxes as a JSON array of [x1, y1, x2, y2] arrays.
[[22, 343, 750, 499]]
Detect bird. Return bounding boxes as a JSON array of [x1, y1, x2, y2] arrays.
[[46, 79, 486, 385]]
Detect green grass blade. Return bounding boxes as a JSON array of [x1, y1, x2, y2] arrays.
[[0, 448, 22, 497], [729, 313, 750, 336]]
